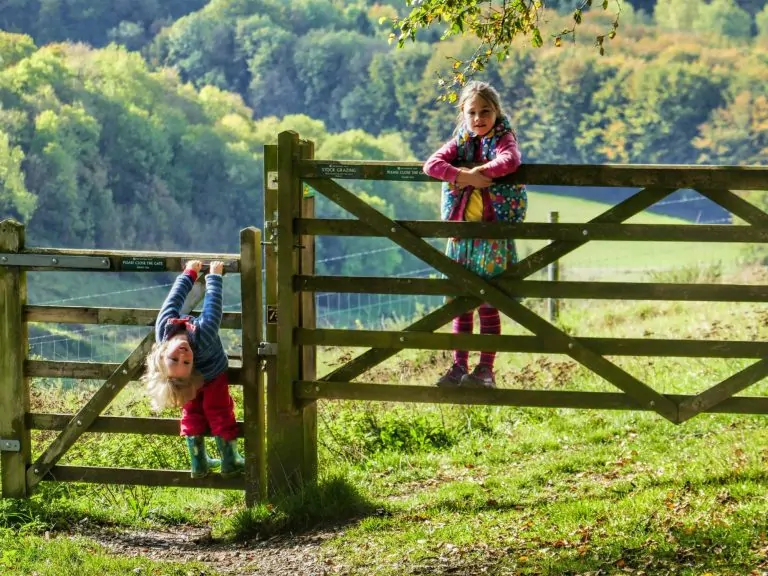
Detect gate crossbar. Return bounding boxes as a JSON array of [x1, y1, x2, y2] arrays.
[[318, 186, 674, 385], [672, 187, 768, 421], [305, 178, 679, 422]]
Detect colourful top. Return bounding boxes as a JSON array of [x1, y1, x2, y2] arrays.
[[423, 116, 525, 223], [156, 269, 228, 382], [423, 116, 527, 279]]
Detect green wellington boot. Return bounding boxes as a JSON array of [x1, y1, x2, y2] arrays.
[[214, 436, 245, 478], [185, 436, 221, 478]]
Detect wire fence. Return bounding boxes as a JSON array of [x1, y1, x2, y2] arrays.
[[25, 206, 755, 363]]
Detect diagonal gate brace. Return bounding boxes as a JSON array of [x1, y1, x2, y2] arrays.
[[306, 178, 679, 423], [26, 278, 207, 489], [320, 186, 676, 385]]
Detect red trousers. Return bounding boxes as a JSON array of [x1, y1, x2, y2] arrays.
[[180, 372, 239, 441]]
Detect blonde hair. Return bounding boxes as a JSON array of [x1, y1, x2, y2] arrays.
[[453, 80, 515, 139], [141, 340, 203, 411]]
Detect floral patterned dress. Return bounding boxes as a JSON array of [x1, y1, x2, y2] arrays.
[[425, 116, 527, 279]]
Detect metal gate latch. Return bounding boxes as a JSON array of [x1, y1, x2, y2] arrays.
[[0, 439, 20, 452]]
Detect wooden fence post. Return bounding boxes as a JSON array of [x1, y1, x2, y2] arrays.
[[267, 131, 311, 495], [547, 211, 560, 323], [299, 139, 318, 484], [0, 219, 31, 498], [240, 227, 266, 505]]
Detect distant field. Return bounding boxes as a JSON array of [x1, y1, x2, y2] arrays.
[[521, 190, 744, 280]]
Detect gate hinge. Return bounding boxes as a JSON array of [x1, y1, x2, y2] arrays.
[[258, 342, 277, 356], [0, 439, 20, 452], [263, 219, 278, 249]]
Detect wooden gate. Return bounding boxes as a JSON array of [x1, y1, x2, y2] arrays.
[[0, 222, 267, 503], [3, 131, 768, 501], [265, 130, 768, 491]]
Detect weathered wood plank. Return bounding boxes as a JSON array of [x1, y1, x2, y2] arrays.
[[26, 332, 156, 489], [320, 187, 674, 384], [276, 131, 300, 414], [299, 169, 318, 485], [29, 413, 178, 435], [297, 329, 768, 358], [677, 358, 768, 422], [0, 219, 31, 498], [264, 145, 279, 354], [12, 249, 240, 273], [27, 413, 245, 436], [24, 306, 241, 328], [694, 188, 768, 226], [239, 227, 266, 504], [295, 276, 768, 302], [45, 465, 244, 489], [308, 178, 678, 422], [26, 360, 243, 383], [270, 131, 307, 496], [295, 381, 768, 415], [299, 160, 768, 190], [298, 220, 768, 242]]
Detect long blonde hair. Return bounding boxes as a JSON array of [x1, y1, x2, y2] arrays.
[[141, 340, 204, 411], [453, 81, 515, 139]]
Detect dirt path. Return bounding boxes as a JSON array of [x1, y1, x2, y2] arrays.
[[79, 525, 341, 575]]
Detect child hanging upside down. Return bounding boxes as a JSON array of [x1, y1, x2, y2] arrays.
[[141, 260, 244, 478]]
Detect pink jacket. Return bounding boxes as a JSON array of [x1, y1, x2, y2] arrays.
[[424, 132, 522, 222], [423, 132, 522, 183]]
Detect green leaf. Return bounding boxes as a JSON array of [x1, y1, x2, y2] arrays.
[[531, 27, 543, 48]]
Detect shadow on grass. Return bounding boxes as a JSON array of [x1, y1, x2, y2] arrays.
[[228, 474, 383, 541]]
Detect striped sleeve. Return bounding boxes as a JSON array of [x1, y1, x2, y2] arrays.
[[155, 271, 196, 342], [195, 273, 223, 346]]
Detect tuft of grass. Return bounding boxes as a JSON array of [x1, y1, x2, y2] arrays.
[[227, 474, 382, 541]]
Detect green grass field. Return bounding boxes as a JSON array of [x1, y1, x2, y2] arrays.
[[521, 190, 743, 279]]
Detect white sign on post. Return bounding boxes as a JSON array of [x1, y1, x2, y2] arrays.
[[267, 172, 278, 190]]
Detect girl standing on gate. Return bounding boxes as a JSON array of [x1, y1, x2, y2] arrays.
[[142, 260, 244, 478], [423, 80, 527, 389]]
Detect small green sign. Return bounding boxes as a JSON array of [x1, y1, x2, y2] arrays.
[[317, 164, 363, 179], [383, 166, 429, 181], [121, 257, 166, 271], [267, 305, 278, 324]]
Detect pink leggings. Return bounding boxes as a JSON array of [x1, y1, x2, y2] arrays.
[[452, 305, 500, 369]]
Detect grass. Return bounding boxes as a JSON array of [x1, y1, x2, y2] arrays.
[[8, 271, 768, 574], [0, 527, 208, 576], [521, 190, 744, 279], [5, 231, 767, 574]]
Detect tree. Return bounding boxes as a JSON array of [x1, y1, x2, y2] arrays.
[[695, 91, 768, 166], [293, 30, 383, 131], [757, 4, 768, 38], [653, 0, 703, 31], [693, 0, 752, 40], [389, 0, 621, 100], [0, 131, 37, 222]]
